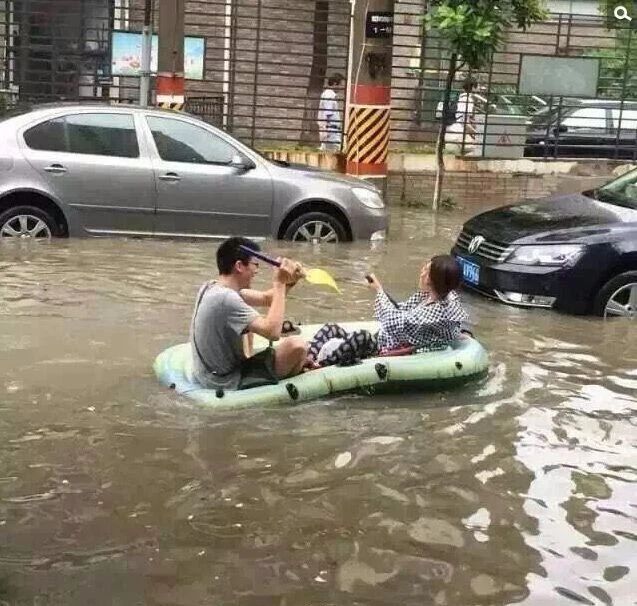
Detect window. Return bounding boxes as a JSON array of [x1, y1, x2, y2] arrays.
[[545, 0, 600, 16], [23, 113, 139, 158], [24, 117, 67, 152], [147, 116, 236, 165], [563, 108, 607, 130], [65, 113, 139, 158]]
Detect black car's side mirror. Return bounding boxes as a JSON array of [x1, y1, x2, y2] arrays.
[[553, 125, 568, 134]]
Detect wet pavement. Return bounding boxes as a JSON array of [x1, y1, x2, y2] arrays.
[[0, 206, 635, 605]]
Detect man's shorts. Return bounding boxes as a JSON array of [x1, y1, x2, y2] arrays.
[[238, 347, 279, 390]]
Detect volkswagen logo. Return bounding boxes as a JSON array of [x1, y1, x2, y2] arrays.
[[468, 235, 485, 254]]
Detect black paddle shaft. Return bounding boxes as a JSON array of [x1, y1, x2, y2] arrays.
[[365, 274, 398, 308], [239, 245, 281, 267]]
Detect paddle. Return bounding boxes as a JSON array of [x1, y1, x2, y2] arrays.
[[239, 245, 341, 293], [365, 274, 399, 308]]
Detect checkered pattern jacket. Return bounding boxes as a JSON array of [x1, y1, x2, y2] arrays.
[[374, 289, 468, 351]]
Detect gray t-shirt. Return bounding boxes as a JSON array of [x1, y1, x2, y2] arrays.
[[190, 282, 259, 390]]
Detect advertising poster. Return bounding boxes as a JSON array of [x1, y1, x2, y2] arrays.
[[111, 31, 205, 80]]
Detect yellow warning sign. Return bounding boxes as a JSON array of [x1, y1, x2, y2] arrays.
[[156, 102, 185, 111], [346, 106, 390, 164]]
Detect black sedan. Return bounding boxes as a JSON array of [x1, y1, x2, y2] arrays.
[[451, 169, 637, 318]]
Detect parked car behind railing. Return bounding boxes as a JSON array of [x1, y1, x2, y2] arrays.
[[525, 99, 637, 160]]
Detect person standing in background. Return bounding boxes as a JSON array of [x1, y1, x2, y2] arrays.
[[446, 77, 479, 155], [318, 73, 345, 151]]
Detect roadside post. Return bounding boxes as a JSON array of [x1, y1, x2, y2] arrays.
[[157, 0, 186, 110], [345, 0, 395, 194], [139, 0, 153, 107]]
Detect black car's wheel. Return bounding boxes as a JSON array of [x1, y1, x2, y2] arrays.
[[0, 205, 60, 240], [283, 212, 348, 243], [593, 271, 637, 319]]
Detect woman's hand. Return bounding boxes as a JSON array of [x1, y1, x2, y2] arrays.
[[365, 273, 383, 293]]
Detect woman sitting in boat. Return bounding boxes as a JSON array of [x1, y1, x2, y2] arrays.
[[307, 255, 469, 367]]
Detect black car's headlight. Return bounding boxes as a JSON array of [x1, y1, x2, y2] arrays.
[[506, 244, 585, 266]]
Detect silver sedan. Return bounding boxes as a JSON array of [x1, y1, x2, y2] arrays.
[[0, 104, 388, 243]]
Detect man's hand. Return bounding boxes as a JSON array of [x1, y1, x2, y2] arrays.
[[287, 261, 306, 288], [365, 273, 383, 293], [274, 258, 299, 286]]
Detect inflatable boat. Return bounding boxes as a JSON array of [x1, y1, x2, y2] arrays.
[[153, 321, 489, 408]]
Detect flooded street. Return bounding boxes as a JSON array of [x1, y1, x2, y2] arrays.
[[0, 206, 635, 606]]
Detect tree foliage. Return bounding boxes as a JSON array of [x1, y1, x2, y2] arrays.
[[594, 1, 637, 99], [424, 0, 548, 209], [424, 0, 547, 70]]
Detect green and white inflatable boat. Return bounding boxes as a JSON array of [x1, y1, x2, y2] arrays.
[[154, 321, 489, 408]]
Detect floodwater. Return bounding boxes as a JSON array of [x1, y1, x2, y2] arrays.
[[0, 207, 635, 606]]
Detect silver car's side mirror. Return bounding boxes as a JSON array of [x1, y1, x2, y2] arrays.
[[230, 154, 256, 171]]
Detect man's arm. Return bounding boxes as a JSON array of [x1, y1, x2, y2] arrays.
[[247, 282, 287, 341], [245, 258, 299, 340], [240, 282, 298, 308], [240, 288, 272, 308], [240, 262, 303, 307]]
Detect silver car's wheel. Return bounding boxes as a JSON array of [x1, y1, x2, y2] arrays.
[[604, 282, 637, 319], [292, 220, 339, 243], [282, 211, 349, 243], [0, 214, 52, 240]]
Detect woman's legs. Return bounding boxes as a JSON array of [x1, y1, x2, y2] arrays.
[[320, 330, 378, 366], [307, 323, 349, 362]]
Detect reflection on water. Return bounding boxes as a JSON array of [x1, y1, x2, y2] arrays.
[[0, 207, 635, 605]]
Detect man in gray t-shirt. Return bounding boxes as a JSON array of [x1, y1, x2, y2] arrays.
[[190, 237, 307, 391]]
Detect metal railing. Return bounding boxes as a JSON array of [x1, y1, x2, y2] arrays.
[[184, 96, 224, 127], [1, 0, 636, 159], [392, 2, 637, 160]]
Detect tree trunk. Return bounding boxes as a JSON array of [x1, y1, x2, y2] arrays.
[[433, 52, 457, 211], [299, 0, 329, 146]]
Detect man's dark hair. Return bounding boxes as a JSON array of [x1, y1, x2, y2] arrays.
[[462, 76, 477, 93], [216, 236, 261, 275], [429, 255, 461, 299], [327, 73, 344, 87]]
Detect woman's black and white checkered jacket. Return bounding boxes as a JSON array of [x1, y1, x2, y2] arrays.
[[374, 289, 468, 351]]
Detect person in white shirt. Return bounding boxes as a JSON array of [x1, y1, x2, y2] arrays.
[[317, 73, 344, 151], [446, 77, 479, 155]]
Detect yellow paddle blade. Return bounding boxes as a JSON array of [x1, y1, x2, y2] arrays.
[[305, 268, 340, 293]]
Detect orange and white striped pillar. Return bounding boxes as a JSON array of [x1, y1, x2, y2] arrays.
[[157, 0, 185, 111], [345, 0, 394, 181]]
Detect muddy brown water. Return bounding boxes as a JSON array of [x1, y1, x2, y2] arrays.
[[0, 207, 635, 606]]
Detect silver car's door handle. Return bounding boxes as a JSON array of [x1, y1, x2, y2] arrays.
[[44, 164, 67, 174], [159, 172, 181, 182]]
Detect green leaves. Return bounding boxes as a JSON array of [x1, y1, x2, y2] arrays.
[[424, 0, 548, 70]]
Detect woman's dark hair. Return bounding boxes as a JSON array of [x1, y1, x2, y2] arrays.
[[429, 255, 461, 299], [216, 236, 260, 275]]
